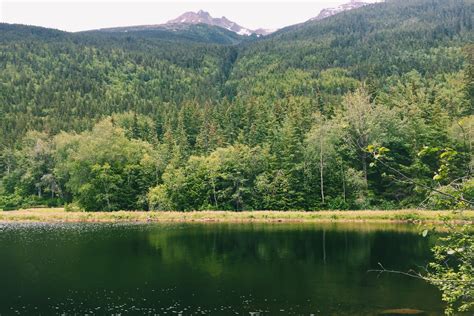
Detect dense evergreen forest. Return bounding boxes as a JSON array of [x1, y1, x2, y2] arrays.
[[0, 0, 473, 211]]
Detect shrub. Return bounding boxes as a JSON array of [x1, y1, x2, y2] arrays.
[[0, 193, 24, 211], [326, 196, 350, 210], [427, 179, 474, 209], [64, 203, 84, 212], [147, 185, 174, 211]]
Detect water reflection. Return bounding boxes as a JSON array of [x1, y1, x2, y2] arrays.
[[0, 222, 442, 315]]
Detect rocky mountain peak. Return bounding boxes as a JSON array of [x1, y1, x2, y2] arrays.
[[310, 0, 369, 21], [166, 10, 274, 36]]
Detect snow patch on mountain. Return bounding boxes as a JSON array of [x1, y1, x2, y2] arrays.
[[310, 0, 369, 21], [166, 10, 274, 36]]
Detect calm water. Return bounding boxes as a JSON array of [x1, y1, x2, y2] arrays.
[[0, 222, 443, 315]]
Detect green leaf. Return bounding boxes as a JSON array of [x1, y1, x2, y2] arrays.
[[422, 229, 428, 237]]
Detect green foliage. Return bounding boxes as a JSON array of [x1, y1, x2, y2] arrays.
[[64, 202, 84, 212], [427, 178, 474, 210], [427, 223, 473, 315], [0, 0, 473, 211], [153, 144, 271, 211], [1, 4, 472, 315], [147, 185, 173, 211], [0, 191, 24, 211], [52, 119, 160, 211]]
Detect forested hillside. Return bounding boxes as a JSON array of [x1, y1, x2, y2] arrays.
[[0, 0, 472, 211]]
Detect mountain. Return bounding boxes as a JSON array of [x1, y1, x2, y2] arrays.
[[100, 10, 274, 37], [166, 10, 274, 36], [221, 0, 473, 103], [1, 0, 471, 137], [0, 0, 472, 211], [0, 23, 68, 43], [310, 0, 369, 21], [89, 23, 244, 45]]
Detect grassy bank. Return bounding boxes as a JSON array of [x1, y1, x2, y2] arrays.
[[0, 208, 473, 224]]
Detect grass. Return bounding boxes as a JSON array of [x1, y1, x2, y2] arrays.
[[0, 208, 473, 224]]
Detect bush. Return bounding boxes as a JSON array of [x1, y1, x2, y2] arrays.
[[376, 200, 399, 210], [427, 178, 474, 209], [147, 185, 174, 211], [0, 192, 24, 211], [427, 223, 474, 314], [325, 196, 350, 210], [64, 203, 85, 212]]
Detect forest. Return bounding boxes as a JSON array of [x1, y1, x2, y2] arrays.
[[0, 0, 473, 211]]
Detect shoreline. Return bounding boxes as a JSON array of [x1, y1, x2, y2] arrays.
[[0, 208, 472, 224]]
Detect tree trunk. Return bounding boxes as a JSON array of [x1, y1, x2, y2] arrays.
[[211, 177, 218, 208], [341, 163, 346, 203], [362, 151, 368, 188], [320, 134, 325, 204]]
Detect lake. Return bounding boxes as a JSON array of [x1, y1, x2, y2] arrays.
[[0, 222, 443, 315]]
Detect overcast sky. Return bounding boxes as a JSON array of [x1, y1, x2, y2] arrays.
[[0, 0, 381, 32]]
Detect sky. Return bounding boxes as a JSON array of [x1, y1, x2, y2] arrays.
[[0, 0, 381, 32]]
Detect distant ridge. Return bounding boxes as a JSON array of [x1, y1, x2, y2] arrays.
[[95, 2, 375, 37], [99, 10, 275, 36]]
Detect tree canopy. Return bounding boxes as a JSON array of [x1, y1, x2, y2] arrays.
[[0, 0, 473, 211]]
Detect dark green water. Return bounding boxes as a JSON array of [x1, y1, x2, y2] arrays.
[[0, 222, 443, 315]]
